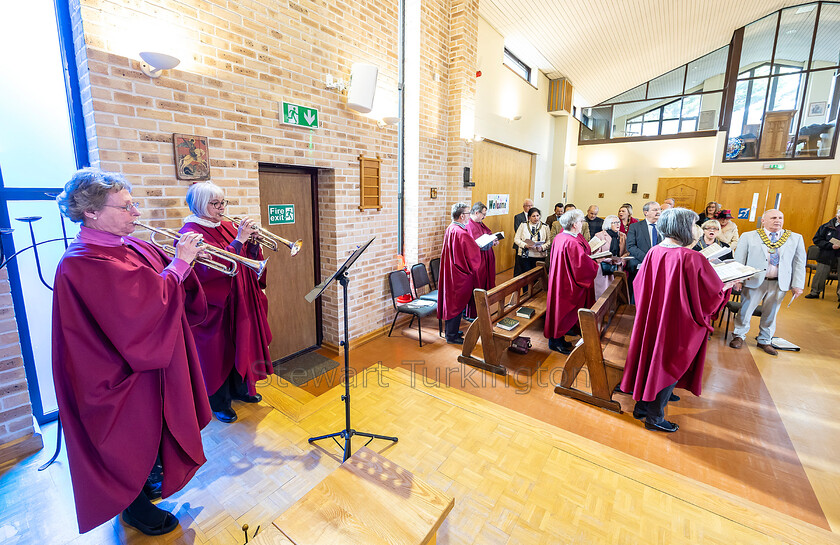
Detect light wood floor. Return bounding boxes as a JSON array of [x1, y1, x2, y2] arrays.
[[2, 363, 839, 545], [1, 277, 838, 544]]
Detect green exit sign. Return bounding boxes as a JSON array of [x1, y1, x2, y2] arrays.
[[764, 162, 785, 170], [281, 101, 319, 128], [267, 204, 295, 225]]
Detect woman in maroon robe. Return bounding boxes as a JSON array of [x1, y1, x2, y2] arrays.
[[544, 209, 599, 354], [53, 168, 210, 535], [438, 202, 482, 344], [180, 182, 273, 423], [620, 208, 735, 433], [465, 201, 497, 318]]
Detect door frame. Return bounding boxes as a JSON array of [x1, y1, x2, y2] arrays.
[[257, 163, 324, 362]]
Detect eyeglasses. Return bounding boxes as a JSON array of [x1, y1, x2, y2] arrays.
[[102, 202, 141, 212], [208, 200, 229, 209]]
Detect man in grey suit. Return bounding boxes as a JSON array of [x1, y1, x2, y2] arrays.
[[626, 201, 662, 272], [730, 209, 806, 355]]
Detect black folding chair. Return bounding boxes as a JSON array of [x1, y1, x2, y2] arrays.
[[806, 245, 819, 286], [429, 257, 441, 289], [411, 263, 442, 336], [387, 271, 437, 346]]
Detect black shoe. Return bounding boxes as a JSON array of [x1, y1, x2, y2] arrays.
[[669, 393, 680, 402], [645, 419, 679, 432], [232, 393, 262, 403], [548, 342, 572, 355], [632, 409, 647, 420], [213, 408, 237, 423], [804, 293, 819, 299], [446, 337, 464, 345], [121, 508, 179, 536]]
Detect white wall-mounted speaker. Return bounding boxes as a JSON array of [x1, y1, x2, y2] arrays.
[[346, 63, 378, 113]]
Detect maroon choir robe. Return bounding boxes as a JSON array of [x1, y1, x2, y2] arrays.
[[437, 222, 482, 320], [620, 246, 728, 401], [465, 219, 496, 318], [52, 235, 211, 533], [544, 232, 598, 338], [180, 220, 273, 396]]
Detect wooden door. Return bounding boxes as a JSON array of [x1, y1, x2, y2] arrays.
[[716, 179, 770, 234], [715, 177, 828, 238], [657, 177, 708, 212], [258, 169, 321, 362], [471, 140, 534, 273], [767, 178, 828, 239]]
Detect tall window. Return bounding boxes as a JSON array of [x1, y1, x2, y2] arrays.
[[724, 2, 839, 161]]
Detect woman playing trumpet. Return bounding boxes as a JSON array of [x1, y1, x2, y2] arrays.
[[180, 181, 273, 424], [52, 168, 210, 535]]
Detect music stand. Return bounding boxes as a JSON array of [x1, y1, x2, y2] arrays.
[[305, 237, 398, 460]]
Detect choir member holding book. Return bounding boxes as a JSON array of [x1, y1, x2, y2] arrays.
[[438, 202, 482, 344], [620, 208, 735, 433], [544, 209, 599, 354], [466, 201, 497, 318]]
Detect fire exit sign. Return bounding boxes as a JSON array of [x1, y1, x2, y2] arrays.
[[267, 204, 295, 225], [281, 101, 319, 128]]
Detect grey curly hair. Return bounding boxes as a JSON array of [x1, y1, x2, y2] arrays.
[[56, 168, 132, 223]]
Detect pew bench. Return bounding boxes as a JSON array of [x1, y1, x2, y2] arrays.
[[265, 447, 454, 545], [554, 272, 635, 413], [458, 266, 547, 376]]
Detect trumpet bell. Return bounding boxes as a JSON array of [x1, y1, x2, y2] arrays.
[[290, 239, 303, 257]]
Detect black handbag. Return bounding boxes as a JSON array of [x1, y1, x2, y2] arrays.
[[508, 336, 532, 355], [600, 260, 620, 274]]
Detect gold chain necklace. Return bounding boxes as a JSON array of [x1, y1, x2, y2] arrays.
[[758, 229, 790, 254]]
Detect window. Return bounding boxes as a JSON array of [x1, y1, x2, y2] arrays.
[[503, 47, 531, 83], [580, 45, 728, 142]]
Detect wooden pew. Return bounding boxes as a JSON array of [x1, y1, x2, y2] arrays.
[[458, 266, 548, 376], [554, 272, 635, 413]]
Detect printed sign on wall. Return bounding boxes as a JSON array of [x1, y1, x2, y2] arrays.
[[486, 194, 510, 216], [268, 204, 295, 225]]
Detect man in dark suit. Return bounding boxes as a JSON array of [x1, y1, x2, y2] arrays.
[[513, 198, 533, 277], [626, 201, 662, 272], [584, 205, 603, 235]]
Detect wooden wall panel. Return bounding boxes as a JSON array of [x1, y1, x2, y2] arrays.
[[657, 177, 709, 212], [471, 141, 534, 273]]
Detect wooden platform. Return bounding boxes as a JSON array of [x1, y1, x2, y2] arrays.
[[267, 447, 453, 545]]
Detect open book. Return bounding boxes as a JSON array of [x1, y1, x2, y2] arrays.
[[589, 250, 613, 260], [699, 243, 730, 261], [589, 236, 606, 252], [475, 231, 504, 247], [712, 262, 762, 283]]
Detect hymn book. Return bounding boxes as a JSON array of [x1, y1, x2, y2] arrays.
[[475, 232, 504, 247], [699, 243, 729, 260], [712, 262, 761, 283], [589, 237, 606, 252], [515, 306, 536, 319], [496, 317, 520, 331], [830, 237, 840, 246], [589, 250, 613, 260]]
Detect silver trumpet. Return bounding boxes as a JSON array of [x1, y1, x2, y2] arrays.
[[222, 214, 303, 256], [133, 221, 268, 278]]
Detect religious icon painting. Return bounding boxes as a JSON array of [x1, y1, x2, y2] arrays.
[[173, 133, 211, 181]]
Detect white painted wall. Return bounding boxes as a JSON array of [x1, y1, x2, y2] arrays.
[[572, 136, 718, 216], [474, 17, 560, 213]]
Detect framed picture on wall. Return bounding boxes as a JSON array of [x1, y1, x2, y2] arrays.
[[173, 134, 210, 181], [698, 110, 717, 130], [808, 101, 827, 117]]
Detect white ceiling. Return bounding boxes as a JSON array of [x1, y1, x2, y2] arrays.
[[479, 0, 816, 105]]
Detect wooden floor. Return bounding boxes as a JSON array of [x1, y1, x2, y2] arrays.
[[1, 276, 839, 544]]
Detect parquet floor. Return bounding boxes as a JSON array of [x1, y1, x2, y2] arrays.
[[1, 275, 838, 544], [3, 364, 838, 544]]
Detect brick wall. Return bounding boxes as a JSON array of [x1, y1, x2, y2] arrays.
[[0, 268, 35, 447], [68, 0, 478, 344]]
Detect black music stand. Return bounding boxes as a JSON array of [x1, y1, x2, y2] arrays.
[[305, 237, 398, 461]]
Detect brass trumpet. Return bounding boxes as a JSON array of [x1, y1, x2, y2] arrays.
[[222, 214, 303, 257], [133, 221, 268, 278]]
